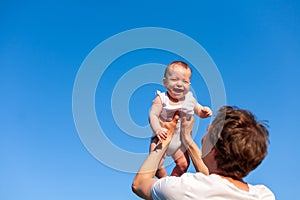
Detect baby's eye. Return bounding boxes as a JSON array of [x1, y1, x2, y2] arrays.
[[182, 80, 190, 85]]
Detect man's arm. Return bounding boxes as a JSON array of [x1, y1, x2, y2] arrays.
[[131, 145, 166, 199], [132, 114, 179, 200], [181, 116, 209, 175]]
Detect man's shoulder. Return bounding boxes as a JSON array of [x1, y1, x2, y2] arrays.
[[250, 184, 276, 199], [154, 172, 209, 187]]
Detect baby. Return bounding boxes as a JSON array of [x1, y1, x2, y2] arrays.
[[149, 61, 212, 178]]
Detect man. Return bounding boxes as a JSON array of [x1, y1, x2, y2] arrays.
[[132, 106, 275, 200]]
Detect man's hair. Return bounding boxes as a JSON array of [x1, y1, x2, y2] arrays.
[[164, 61, 192, 78], [208, 106, 269, 180]]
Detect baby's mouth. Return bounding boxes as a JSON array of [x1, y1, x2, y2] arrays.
[[173, 88, 184, 93]]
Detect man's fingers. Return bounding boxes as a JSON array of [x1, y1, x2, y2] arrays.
[[172, 111, 180, 123], [181, 115, 194, 137], [173, 116, 180, 123], [161, 134, 167, 140]]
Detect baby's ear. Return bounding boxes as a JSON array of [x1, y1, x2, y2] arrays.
[[162, 77, 167, 87]]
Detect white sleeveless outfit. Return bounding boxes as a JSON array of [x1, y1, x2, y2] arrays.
[[155, 90, 195, 156]]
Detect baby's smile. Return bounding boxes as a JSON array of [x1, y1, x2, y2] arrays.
[[173, 88, 184, 93]]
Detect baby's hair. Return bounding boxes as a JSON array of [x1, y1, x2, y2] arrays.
[[164, 61, 192, 78]]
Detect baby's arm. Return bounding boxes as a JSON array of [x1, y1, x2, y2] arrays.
[[193, 98, 213, 118], [149, 96, 168, 141]]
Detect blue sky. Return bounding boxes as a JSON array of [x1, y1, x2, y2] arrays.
[[1, 1, 299, 199]]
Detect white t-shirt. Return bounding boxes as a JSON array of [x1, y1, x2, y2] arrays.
[[152, 173, 275, 200]]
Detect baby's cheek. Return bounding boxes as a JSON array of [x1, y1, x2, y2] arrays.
[[165, 81, 174, 87], [184, 87, 190, 94], [166, 83, 175, 90]]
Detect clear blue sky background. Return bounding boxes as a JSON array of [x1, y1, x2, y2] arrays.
[[1, 1, 299, 199]]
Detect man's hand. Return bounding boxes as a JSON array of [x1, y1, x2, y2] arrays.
[[155, 128, 168, 142], [180, 114, 194, 146], [159, 112, 179, 147]]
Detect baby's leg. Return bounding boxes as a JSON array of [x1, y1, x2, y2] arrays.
[[150, 136, 168, 178], [170, 147, 190, 177]]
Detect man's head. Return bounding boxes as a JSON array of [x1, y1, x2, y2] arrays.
[[202, 106, 269, 180]]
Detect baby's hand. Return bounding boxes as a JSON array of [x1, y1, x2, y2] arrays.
[[156, 128, 168, 142], [201, 107, 212, 118]]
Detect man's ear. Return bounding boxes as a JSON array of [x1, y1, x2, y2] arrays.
[[210, 147, 217, 156]]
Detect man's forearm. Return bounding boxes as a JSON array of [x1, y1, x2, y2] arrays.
[[181, 116, 209, 175], [184, 138, 209, 175], [136, 143, 167, 177], [132, 114, 179, 200], [132, 143, 167, 199]]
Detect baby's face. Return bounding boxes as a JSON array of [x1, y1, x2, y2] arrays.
[[163, 65, 191, 100]]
